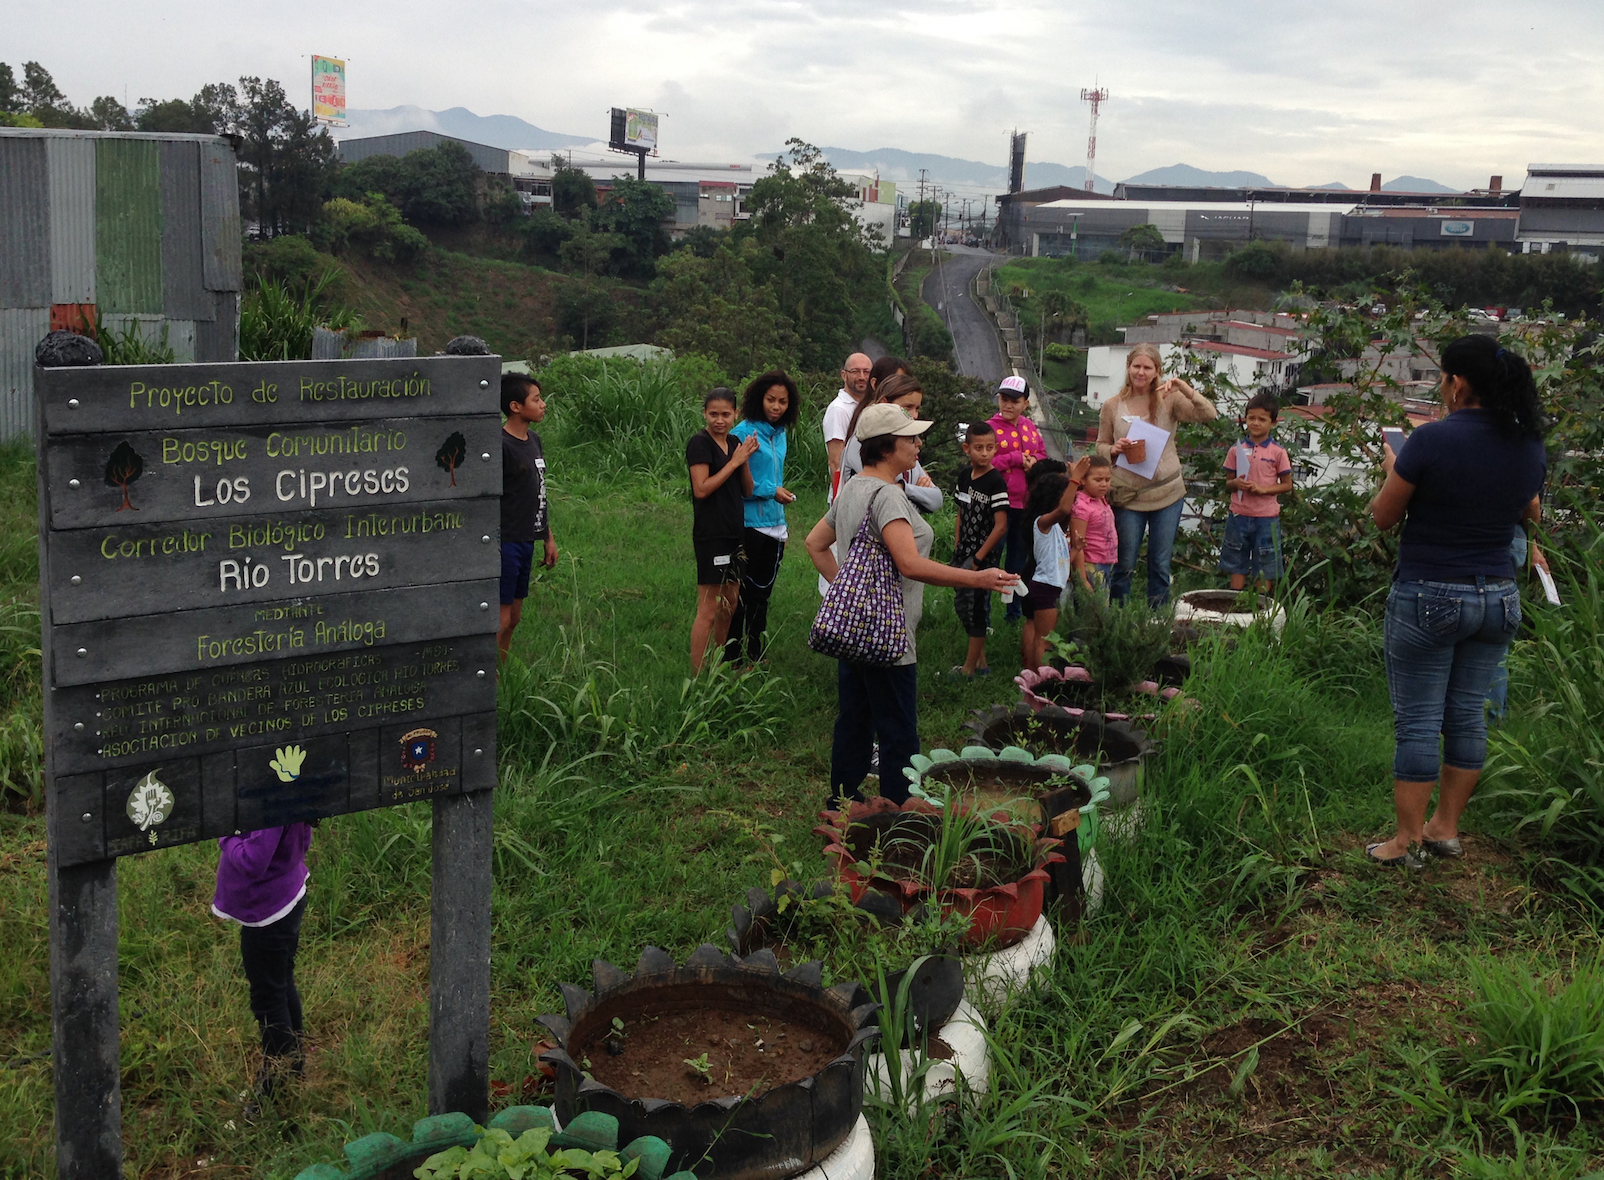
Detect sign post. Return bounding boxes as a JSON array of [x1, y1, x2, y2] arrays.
[[37, 355, 502, 1176]]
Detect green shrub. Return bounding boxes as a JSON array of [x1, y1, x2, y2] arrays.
[[98, 319, 176, 365], [313, 192, 428, 261], [1458, 955, 1604, 1117], [238, 273, 360, 361]]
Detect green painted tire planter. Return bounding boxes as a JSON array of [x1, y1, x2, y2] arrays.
[[293, 1107, 697, 1180], [904, 746, 1111, 918], [963, 703, 1156, 808]]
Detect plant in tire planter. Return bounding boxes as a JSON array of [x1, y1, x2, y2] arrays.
[[727, 879, 968, 1042], [813, 796, 1066, 950], [1022, 595, 1184, 714], [538, 946, 879, 1180], [963, 704, 1156, 808], [1016, 662, 1182, 716]]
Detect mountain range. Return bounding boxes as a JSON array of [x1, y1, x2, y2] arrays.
[[332, 106, 1459, 195]]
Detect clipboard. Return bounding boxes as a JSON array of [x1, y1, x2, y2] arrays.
[[1115, 418, 1170, 481]]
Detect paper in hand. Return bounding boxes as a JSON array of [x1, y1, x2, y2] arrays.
[[1536, 565, 1562, 606], [1116, 418, 1170, 481]]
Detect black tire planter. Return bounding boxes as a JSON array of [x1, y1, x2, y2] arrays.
[[727, 881, 965, 1038], [538, 946, 879, 1180], [963, 703, 1156, 807]]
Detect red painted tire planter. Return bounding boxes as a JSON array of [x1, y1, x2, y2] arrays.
[[814, 797, 1064, 950]]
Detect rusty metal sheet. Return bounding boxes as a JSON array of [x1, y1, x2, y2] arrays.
[[159, 140, 210, 320], [95, 138, 163, 314], [0, 136, 51, 307], [46, 136, 97, 305]]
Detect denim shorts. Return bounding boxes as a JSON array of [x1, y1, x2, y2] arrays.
[[1384, 577, 1520, 782], [1219, 512, 1283, 578]]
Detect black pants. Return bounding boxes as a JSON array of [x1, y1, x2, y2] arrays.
[[725, 529, 785, 662], [1002, 506, 1029, 621], [240, 894, 306, 1073], [831, 661, 919, 807]]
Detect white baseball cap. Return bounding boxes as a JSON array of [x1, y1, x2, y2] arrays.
[[855, 404, 935, 441], [996, 375, 1029, 399]]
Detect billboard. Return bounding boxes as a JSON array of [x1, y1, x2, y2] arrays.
[[609, 107, 658, 153], [1008, 131, 1027, 194], [312, 55, 347, 125]]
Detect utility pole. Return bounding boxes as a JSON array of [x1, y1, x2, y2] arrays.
[[917, 169, 929, 241], [1080, 86, 1110, 193]]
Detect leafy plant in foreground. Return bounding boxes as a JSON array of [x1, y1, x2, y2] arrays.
[[415, 1125, 640, 1179], [1457, 954, 1604, 1118]]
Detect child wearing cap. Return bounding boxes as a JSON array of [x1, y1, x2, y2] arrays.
[[988, 376, 1047, 622]]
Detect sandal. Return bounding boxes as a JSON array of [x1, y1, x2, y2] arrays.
[[1421, 835, 1464, 858], [1365, 842, 1424, 869]]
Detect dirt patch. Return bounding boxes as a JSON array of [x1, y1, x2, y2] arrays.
[[582, 1006, 846, 1106]]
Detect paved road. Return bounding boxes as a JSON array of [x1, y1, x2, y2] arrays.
[[919, 245, 1007, 384]]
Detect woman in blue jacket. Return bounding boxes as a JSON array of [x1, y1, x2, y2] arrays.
[[725, 370, 799, 663]]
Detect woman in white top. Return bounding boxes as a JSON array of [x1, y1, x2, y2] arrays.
[[837, 374, 943, 513]]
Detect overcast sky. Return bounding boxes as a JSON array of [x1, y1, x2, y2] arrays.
[[11, 0, 1603, 188]]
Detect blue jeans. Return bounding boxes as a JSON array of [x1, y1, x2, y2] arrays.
[[1486, 533, 1528, 719], [1111, 498, 1186, 605], [831, 661, 920, 806], [1385, 578, 1521, 782]]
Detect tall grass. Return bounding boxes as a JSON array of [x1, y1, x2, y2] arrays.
[[1484, 521, 1604, 902], [239, 272, 361, 361]]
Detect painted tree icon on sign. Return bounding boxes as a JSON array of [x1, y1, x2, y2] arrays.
[[436, 432, 467, 487], [104, 441, 144, 512]]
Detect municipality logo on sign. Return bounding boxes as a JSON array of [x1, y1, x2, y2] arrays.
[[126, 770, 174, 844], [401, 728, 438, 771]]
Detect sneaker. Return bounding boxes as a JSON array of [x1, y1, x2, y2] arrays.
[[950, 665, 974, 681]]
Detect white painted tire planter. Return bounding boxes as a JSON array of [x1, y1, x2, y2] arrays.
[[866, 998, 990, 1108], [791, 1113, 874, 1180], [1083, 846, 1105, 918], [964, 914, 1056, 1008], [1174, 589, 1286, 634]]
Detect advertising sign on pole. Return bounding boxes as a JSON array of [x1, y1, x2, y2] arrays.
[[624, 109, 658, 153], [312, 55, 347, 125]]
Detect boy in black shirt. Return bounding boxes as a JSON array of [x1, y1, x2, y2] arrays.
[[500, 373, 556, 659], [952, 421, 1010, 678]]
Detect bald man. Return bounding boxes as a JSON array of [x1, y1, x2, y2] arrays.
[[823, 351, 873, 501]]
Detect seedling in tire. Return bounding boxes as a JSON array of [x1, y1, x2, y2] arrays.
[[683, 1052, 712, 1083]]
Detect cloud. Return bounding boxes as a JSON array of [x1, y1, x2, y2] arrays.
[[6, 0, 1602, 188]]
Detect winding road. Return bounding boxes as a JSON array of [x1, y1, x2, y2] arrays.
[[919, 245, 1007, 384]]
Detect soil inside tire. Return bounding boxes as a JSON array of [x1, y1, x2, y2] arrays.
[[581, 1005, 846, 1106], [843, 813, 1037, 889]]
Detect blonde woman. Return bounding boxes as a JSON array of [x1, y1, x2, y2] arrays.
[[1096, 343, 1217, 604]]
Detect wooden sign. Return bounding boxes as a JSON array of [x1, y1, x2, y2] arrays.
[[39, 356, 504, 1177]]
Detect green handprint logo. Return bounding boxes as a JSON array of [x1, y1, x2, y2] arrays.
[[270, 745, 307, 782]]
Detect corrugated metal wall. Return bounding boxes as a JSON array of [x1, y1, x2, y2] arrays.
[[46, 138, 96, 304], [0, 308, 49, 441], [96, 138, 164, 314], [0, 129, 243, 440], [0, 137, 50, 307]]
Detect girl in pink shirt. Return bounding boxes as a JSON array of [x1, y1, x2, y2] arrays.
[[987, 376, 1048, 620], [1071, 455, 1118, 593]]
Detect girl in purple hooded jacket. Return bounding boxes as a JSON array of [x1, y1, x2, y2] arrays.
[[213, 821, 312, 1107]]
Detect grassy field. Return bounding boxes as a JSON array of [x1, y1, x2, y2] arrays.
[[2, 389, 1603, 1177]]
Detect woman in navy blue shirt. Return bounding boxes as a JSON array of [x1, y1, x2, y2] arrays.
[[1366, 335, 1547, 867]]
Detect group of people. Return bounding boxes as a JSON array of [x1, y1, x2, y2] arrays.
[[218, 330, 1551, 1113]]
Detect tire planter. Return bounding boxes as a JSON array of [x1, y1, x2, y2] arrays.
[[901, 746, 1109, 915], [792, 1113, 873, 1180], [1016, 665, 1182, 718], [866, 998, 989, 1108], [814, 797, 1065, 950], [1174, 589, 1286, 633], [293, 1108, 698, 1180], [538, 946, 879, 1180], [727, 880, 966, 1037], [965, 913, 1056, 1009], [963, 704, 1156, 809]]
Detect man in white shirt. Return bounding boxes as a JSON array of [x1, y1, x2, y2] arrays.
[[823, 352, 873, 501]]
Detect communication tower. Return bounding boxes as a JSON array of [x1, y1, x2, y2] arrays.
[[1079, 86, 1109, 192]]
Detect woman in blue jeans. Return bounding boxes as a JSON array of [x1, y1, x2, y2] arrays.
[[1366, 335, 1547, 867]]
